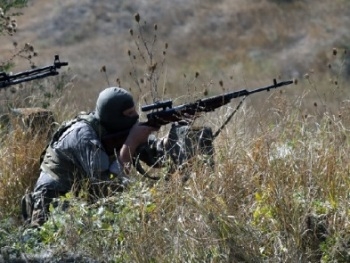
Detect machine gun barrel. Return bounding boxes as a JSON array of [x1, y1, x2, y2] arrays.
[[0, 55, 68, 89]]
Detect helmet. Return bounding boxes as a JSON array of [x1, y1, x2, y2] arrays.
[[94, 87, 138, 132]]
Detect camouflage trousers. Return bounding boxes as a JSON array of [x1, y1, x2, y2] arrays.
[[135, 123, 215, 180], [21, 181, 123, 227], [21, 187, 64, 228]]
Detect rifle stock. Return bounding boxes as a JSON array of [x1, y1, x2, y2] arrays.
[[101, 79, 294, 155]]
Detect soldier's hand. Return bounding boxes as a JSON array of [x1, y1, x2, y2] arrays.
[[127, 122, 159, 146], [119, 122, 159, 171]]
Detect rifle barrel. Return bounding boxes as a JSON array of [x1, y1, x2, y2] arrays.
[[0, 55, 68, 89], [0, 71, 59, 88], [199, 80, 293, 109], [146, 79, 294, 125], [247, 80, 294, 95]]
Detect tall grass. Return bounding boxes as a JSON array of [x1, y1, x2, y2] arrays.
[[1, 79, 350, 262], [1, 70, 350, 262], [1, 12, 350, 263]]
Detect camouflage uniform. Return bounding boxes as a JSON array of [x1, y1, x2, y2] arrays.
[[134, 122, 215, 181], [21, 87, 215, 227], [23, 113, 162, 227], [22, 87, 142, 227]]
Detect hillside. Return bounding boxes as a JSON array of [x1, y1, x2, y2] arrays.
[[1, 0, 350, 109]]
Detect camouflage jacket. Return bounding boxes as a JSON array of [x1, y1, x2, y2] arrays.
[[34, 113, 163, 193]]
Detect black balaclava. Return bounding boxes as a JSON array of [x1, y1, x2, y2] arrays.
[[94, 87, 139, 132]]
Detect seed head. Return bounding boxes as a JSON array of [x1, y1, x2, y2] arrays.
[[293, 78, 298, 85], [165, 43, 168, 49], [332, 48, 337, 56], [154, 24, 157, 31], [24, 43, 34, 52], [6, 25, 13, 33], [10, 87, 17, 94], [127, 50, 131, 56], [129, 29, 133, 36], [134, 13, 140, 23], [314, 102, 317, 107], [195, 72, 199, 78], [203, 89, 208, 96], [219, 80, 223, 87], [100, 65, 106, 72], [148, 62, 157, 72]]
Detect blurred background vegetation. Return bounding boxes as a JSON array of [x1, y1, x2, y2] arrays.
[[1, 0, 349, 111]]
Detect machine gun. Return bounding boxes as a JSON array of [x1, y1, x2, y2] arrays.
[[0, 55, 68, 89], [102, 79, 294, 155]]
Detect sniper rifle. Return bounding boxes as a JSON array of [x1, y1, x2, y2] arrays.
[[102, 79, 294, 155]]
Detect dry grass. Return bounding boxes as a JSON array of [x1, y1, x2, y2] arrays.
[[1, 1, 350, 262], [1, 0, 349, 108], [0, 124, 48, 221], [2, 69, 350, 262]]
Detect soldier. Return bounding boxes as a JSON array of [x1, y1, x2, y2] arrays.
[[21, 86, 215, 228], [22, 87, 161, 227]]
